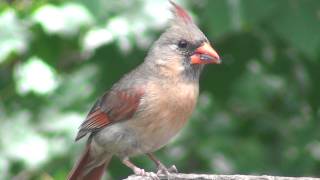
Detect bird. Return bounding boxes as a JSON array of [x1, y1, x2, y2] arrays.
[[68, 1, 220, 180]]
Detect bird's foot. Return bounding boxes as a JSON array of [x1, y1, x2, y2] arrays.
[[133, 167, 159, 180], [168, 165, 178, 173], [156, 164, 178, 176]]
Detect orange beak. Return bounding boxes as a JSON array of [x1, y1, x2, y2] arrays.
[[191, 42, 221, 64]]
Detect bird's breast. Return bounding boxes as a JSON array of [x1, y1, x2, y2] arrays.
[[129, 80, 199, 152]]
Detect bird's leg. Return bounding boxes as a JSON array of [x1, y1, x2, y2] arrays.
[[147, 153, 178, 175], [122, 158, 145, 175], [147, 153, 167, 173], [122, 157, 159, 179]]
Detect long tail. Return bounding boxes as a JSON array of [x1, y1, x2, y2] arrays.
[[68, 145, 112, 180]]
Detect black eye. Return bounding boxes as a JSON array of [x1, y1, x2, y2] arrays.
[[178, 40, 188, 48]]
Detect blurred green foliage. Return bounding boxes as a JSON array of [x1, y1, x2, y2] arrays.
[[0, 0, 320, 179]]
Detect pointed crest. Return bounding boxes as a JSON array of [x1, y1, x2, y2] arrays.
[[169, 0, 193, 24]]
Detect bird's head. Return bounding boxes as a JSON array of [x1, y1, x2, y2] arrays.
[[145, 1, 220, 80]]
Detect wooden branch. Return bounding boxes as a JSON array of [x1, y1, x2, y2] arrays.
[[124, 173, 320, 180]]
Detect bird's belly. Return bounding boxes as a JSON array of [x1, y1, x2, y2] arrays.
[[93, 122, 143, 157], [128, 110, 190, 153], [93, 105, 193, 158]]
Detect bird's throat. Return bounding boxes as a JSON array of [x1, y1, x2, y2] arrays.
[[181, 63, 204, 82]]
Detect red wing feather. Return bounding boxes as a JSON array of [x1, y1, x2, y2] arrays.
[[75, 88, 144, 141], [82, 110, 109, 130], [108, 90, 143, 120]]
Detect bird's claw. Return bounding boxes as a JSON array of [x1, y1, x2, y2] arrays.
[[133, 167, 159, 180], [156, 164, 178, 175], [168, 165, 178, 173]]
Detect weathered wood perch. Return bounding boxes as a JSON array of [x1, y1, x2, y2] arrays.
[[124, 174, 320, 180]]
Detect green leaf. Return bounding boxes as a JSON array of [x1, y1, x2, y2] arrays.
[[32, 3, 93, 36], [0, 9, 29, 63], [269, 0, 320, 59]]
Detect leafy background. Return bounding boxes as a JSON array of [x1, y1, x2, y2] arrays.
[[0, 0, 320, 179]]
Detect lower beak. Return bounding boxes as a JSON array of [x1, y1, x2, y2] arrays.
[[191, 42, 221, 64]]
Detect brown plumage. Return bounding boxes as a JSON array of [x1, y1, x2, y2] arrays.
[[68, 1, 220, 179]]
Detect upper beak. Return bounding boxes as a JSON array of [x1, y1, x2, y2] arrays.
[[191, 42, 221, 64]]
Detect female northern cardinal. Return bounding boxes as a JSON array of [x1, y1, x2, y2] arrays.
[[68, 1, 220, 179]]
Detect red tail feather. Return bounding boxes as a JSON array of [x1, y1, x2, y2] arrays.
[[68, 146, 110, 180]]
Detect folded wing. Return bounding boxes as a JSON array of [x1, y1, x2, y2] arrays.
[[75, 88, 145, 141]]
